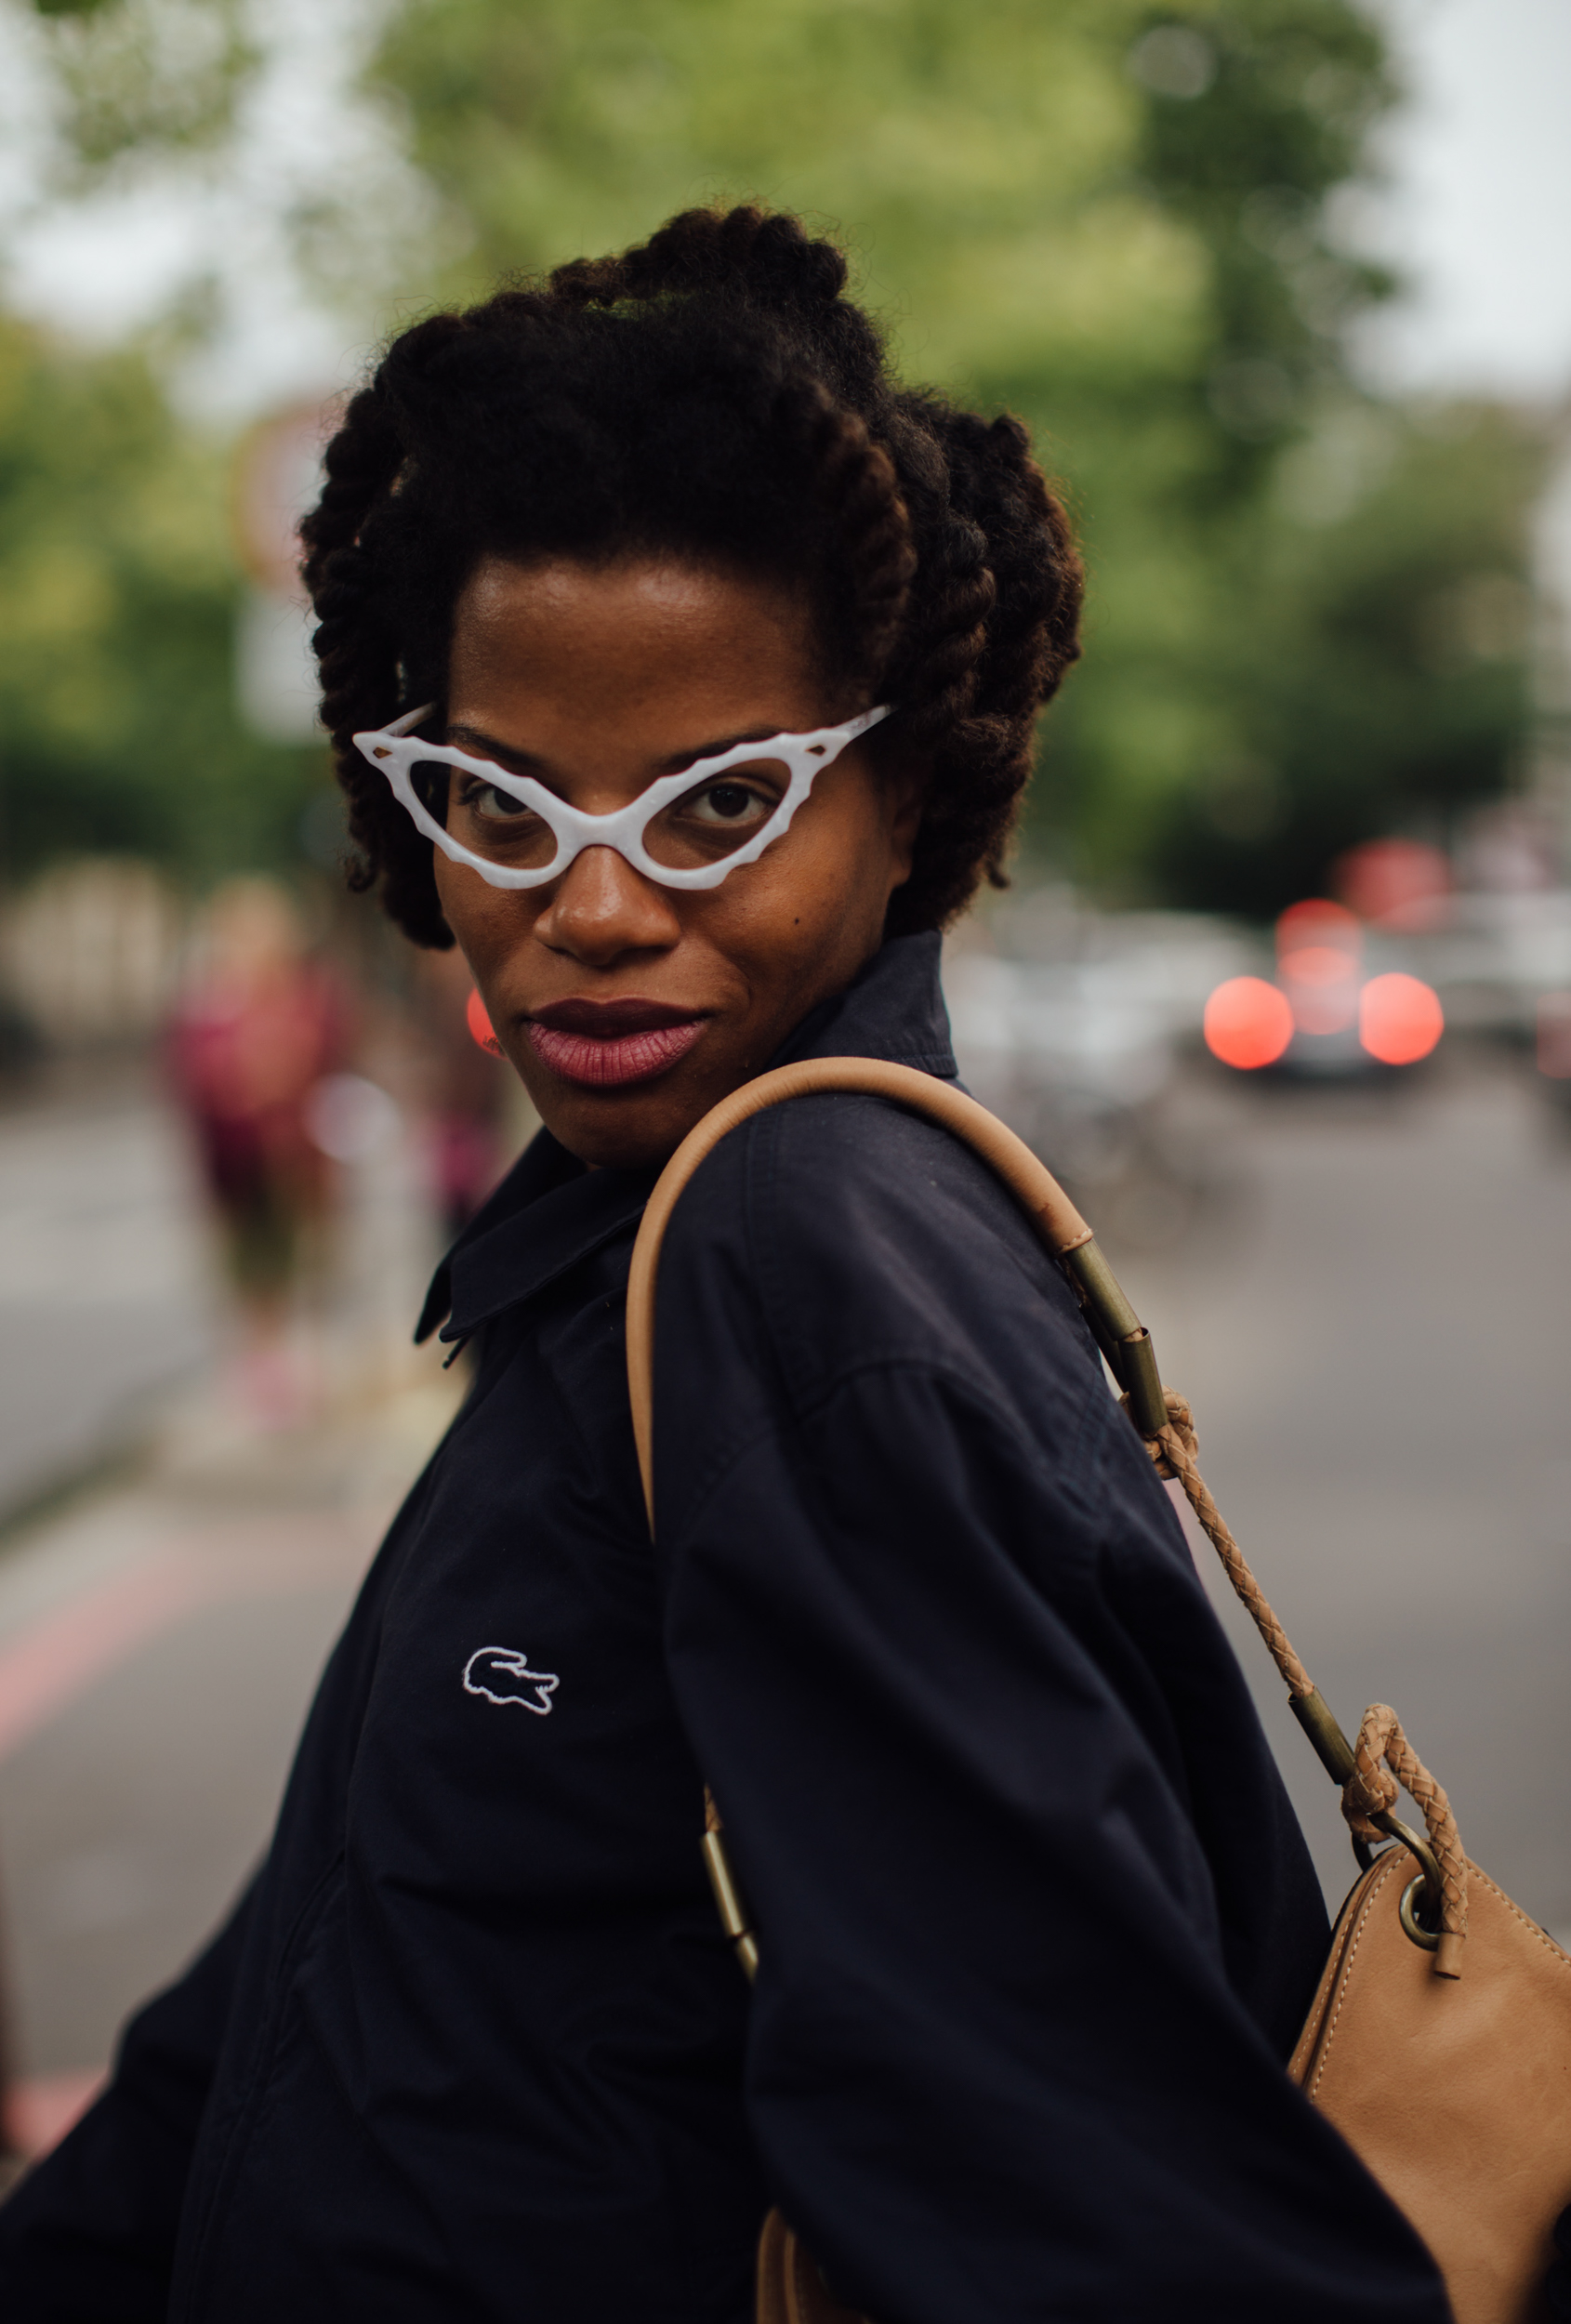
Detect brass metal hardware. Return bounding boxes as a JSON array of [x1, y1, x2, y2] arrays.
[[1059, 1240, 1169, 1435], [1289, 1687, 1359, 1787], [1288, 1693, 1446, 1937], [1399, 1870, 1442, 1952], [1062, 1237, 1142, 1342], [701, 1825, 759, 1984], [1117, 1329, 1168, 1438], [1372, 1808, 1445, 1942], [1070, 1278, 1124, 1374]]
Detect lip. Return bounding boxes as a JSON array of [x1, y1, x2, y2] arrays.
[[525, 998, 710, 1089]]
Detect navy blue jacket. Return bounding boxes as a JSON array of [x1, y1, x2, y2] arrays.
[[0, 934, 1447, 2320]]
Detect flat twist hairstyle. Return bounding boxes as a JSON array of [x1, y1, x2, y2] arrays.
[[300, 205, 1082, 946]]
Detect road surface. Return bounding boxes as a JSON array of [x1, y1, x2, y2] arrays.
[[1121, 1045, 1571, 1935]]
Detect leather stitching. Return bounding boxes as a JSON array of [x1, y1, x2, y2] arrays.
[[1309, 1852, 1406, 2105], [1467, 1861, 1571, 1970], [1307, 1855, 1571, 2112]]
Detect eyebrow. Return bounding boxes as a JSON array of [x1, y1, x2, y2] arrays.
[[443, 722, 790, 775]]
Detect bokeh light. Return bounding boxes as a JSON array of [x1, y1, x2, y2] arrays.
[[1278, 944, 1360, 1034], [1359, 973, 1444, 1065], [1275, 898, 1361, 959], [466, 988, 504, 1057], [1203, 976, 1295, 1070], [1334, 838, 1451, 930]]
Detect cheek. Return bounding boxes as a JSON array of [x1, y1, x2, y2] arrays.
[[789, 778, 896, 920], [432, 859, 522, 976], [706, 783, 891, 971]]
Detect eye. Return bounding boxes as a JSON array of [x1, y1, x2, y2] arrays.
[[685, 781, 772, 827], [460, 778, 538, 825]]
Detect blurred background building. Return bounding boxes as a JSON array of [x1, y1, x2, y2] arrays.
[[0, 0, 1565, 2178]]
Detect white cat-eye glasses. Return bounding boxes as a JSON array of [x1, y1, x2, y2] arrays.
[[353, 702, 894, 892]]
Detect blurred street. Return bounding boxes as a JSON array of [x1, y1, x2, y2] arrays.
[[0, 1061, 462, 2159], [0, 1067, 215, 1517], [0, 1378, 461, 2158], [0, 1035, 1568, 2165], [1125, 1043, 1571, 1940]]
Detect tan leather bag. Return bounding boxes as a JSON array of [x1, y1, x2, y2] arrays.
[[625, 1056, 1571, 2324]]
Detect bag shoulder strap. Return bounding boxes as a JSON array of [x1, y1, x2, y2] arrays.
[[622, 1055, 1466, 1972], [625, 1055, 1163, 1523]]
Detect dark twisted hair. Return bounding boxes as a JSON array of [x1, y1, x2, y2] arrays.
[[301, 205, 1083, 947]]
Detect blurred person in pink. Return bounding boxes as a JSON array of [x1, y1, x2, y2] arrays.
[[166, 878, 352, 1420]]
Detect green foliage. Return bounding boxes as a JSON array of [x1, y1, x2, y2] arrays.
[[363, 0, 1546, 911], [27, 0, 254, 173], [6, 0, 1550, 914], [374, 0, 1201, 376], [0, 315, 318, 882], [1129, 3, 1398, 504], [1154, 401, 1544, 914]]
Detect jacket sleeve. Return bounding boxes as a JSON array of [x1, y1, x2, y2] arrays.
[[650, 1103, 1450, 2324], [0, 1875, 256, 2323]]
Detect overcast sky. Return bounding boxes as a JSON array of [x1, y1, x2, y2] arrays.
[[1355, 0, 1571, 403]]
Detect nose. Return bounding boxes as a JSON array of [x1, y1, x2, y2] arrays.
[[534, 845, 683, 968]]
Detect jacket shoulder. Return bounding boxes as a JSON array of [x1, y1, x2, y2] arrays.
[[661, 1084, 1102, 1411]]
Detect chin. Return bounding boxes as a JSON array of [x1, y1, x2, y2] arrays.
[[522, 1072, 708, 1172]]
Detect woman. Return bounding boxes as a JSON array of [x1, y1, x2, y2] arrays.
[[0, 207, 1448, 2321]]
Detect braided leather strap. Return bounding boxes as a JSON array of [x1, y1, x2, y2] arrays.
[[1132, 1387, 1468, 1971], [1141, 1392, 1312, 1698], [1342, 1703, 1468, 1952]]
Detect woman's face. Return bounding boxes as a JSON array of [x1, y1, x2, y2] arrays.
[[432, 555, 921, 1169]]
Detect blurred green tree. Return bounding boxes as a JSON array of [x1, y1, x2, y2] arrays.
[[25, 0, 253, 176], [359, 0, 1550, 911], [12, 0, 1552, 914], [1155, 400, 1545, 913], [0, 312, 320, 882]]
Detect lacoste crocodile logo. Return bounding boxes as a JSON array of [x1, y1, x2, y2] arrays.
[[462, 1645, 560, 1716]]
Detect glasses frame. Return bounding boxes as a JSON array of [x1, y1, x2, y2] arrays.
[[353, 701, 894, 892]]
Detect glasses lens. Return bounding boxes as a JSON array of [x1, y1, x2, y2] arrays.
[[643, 760, 792, 872], [417, 762, 559, 873]]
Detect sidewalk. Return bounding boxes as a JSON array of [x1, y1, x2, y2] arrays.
[[0, 1066, 216, 1523], [0, 1363, 462, 2167]]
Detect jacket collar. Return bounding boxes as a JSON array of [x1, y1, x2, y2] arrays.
[[418, 931, 955, 1344]]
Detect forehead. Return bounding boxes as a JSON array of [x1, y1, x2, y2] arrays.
[[448, 555, 825, 735]]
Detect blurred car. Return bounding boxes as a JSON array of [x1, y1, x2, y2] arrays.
[[944, 894, 1251, 1245], [1203, 898, 1445, 1080]]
